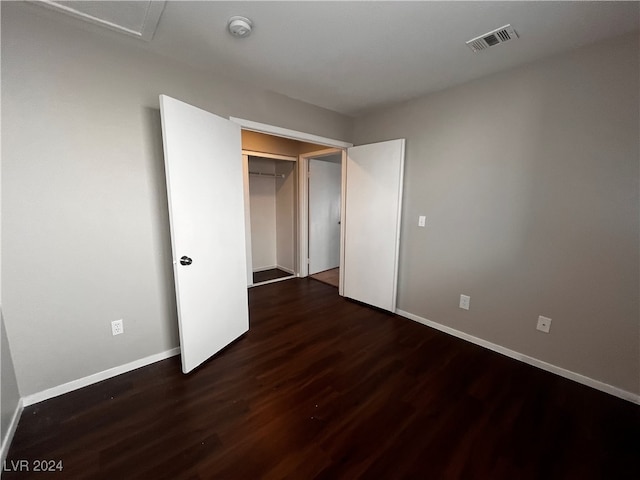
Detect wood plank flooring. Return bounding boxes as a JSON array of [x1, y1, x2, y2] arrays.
[[252, 268, 293, 284], [310, 267, 340, 288], [5, 279, 639, 479]]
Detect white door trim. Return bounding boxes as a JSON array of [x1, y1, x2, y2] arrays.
[[339, 149, 347, 296], [242, 154, 253, 286], [231, 117, 352, 290], [230, 117, 353, 149], [299, 155, 309, 279]]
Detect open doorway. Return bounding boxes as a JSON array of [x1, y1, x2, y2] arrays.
[[239, 124, 404, 311], [246, 154, 297, 285], [241, 130, 335, 287], [307, 152, 342, 288]]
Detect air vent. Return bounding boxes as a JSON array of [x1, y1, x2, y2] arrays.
[[466, 24, 519, 52]]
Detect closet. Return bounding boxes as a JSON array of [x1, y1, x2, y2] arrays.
[[247, 155, 297, 284]]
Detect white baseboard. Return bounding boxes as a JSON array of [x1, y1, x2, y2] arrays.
[[276, 265, 295, 275], [1, 398, 24, 466], [252, 265, 277, 273], [249, 275, 296, 288], [253, 265, 295, 274], [396, 309, 640, 405], [22, 347, 181, 407]]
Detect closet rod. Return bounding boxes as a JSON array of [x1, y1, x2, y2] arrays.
[[249, 171, 285, 179]]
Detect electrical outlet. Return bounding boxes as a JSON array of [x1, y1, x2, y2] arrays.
[[537, 316, 551, 333], [459, 294, 470, 310], [111, 319, 124, 336]]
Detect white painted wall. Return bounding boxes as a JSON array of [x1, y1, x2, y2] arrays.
[[1, 2, 352, 397], [354, 33, 640, 395], [248, 158, 277, 271], [248, 157, 297, 273], [275, 161, 296, 273]]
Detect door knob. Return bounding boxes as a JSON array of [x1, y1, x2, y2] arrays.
[[180, 256, 193, 266]]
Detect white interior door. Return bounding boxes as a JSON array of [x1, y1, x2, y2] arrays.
[[309, 156, 342, 274], [343, 139, 405, 312], [159, 95, 249, 373]]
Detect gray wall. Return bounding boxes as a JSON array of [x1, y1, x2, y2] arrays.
[[2, 1, 637, 402], [0, 0, 21, 447], [1, 2, 352, 397], [354, 33, 639, 394]]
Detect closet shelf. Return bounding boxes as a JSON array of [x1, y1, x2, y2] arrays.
[[249, 171, 285, 179]]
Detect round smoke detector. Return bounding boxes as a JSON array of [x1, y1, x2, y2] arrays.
[[227, 16, 253, 38]]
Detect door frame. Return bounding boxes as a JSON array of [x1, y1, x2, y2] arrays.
[[230, 117, 352, 150], [242, 150, 298, 287], [231, 117, 353, 295], [299, 148, 347, 295]]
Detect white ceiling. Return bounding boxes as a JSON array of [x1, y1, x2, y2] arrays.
[[35, 1, 640, 117], [39, 0, 166, 40]]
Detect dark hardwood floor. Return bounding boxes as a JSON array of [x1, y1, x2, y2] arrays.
[[253, 268, 293, 284], [310, 267, 340, 288], [5, 279, 639, 479]]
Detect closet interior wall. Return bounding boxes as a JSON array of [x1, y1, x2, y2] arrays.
[[275, 160, 296, 273], [248, 156, 296, 275]]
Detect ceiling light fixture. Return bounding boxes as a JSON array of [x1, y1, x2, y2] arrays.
[[227, 16, 253, 38]]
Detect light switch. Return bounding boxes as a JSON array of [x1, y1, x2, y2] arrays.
[[459, 294, 470, 310], [418, 215, 426, 227]]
